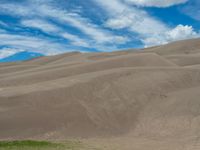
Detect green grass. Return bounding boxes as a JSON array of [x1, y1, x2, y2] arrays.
[[0, 140, 84, 150]]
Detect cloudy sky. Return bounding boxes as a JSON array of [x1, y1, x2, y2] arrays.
[[0, 0, 199, 59]]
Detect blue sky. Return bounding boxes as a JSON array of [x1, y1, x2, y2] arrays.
[[0, 0, 199, 59]]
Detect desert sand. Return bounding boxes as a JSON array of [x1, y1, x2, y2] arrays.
[[0, 38, 200, 149]]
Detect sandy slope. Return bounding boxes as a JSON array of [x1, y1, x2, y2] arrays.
[[0, 38, 200, 149]]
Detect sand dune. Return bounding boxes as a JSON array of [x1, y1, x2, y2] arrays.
[[144, 38, 200, 55], [1, 38, 200, 149], [165, 54, 200, 66], [0, 53, 176, 87]]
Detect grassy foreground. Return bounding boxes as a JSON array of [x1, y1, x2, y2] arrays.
[[0, 140, 87, 150]]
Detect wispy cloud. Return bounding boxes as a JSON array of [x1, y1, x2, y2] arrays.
[[0, 0, 129, 57], [21, 19, 91, 48], [0, 0, 199, 59], [0, 47, 23, 59], [93, 0, 199, 47], [180, 0, 200, 21], [21, 19, 60, 33], [0, 31, 71, 55], [61, 33, 90, 47], [0, 2, 33, 16], [36, 5, 129, 44], [124, 0, 188, 7]]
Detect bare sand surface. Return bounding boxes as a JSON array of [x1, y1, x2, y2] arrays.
[[1, 38, 200, 149]]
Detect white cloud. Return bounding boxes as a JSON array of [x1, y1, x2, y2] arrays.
[[0, 48, 23, 59], [95, 0, 168, 35], [167, 25, 198, 41], [38, 6, 129, 44], [0, 32, 68, 55], [94, 0, 169, 45], [143, 25, 199, 47], [61, 33, 90, 47], [0, 0, 198, 54], [21, 19, 91, 47], [94, 0, 199, 47], [21, 19, 59, 33], [0, 3, 33, 16], [0, 33, 51, 49], [105, 12, 168, 35], [180, 0, 200, 21], [0, 1, 129, 51], [124, 0, 188, 7], [0, 2, 128, 45]]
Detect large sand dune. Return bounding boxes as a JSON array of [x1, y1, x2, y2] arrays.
[[1, 38, 200, 149]]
